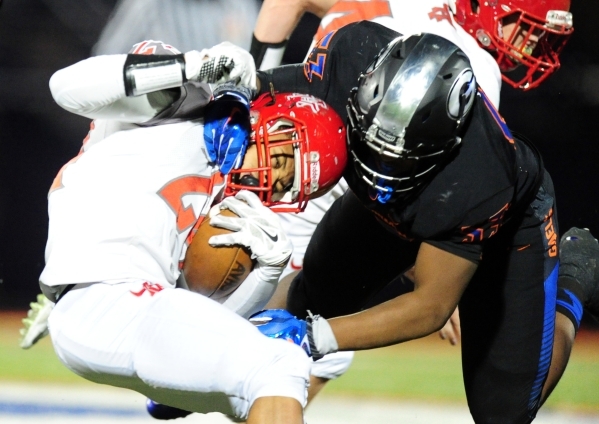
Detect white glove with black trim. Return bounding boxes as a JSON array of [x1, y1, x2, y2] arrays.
[[209, 190, 292, 268], [184, 42, 257, 90]]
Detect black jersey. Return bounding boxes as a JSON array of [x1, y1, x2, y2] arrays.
[[257, 20, 544, 264], [347, 89, 544, 262], [257, 21, 400, 120]]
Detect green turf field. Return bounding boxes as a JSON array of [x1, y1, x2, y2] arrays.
[[1, 312, 598, 413]]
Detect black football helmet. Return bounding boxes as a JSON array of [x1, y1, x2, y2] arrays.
[[347, 33, 476, 204]]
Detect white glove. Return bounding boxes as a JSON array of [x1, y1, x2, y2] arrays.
[[209, 190, 292, 267], [184, 42, 257, 91]]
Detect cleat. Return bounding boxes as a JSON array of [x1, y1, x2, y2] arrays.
[[19, 293, 54, 349], [146, 399, 192, 420], [559, 227, 599, 319]]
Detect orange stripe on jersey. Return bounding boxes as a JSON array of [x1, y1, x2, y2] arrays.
[[49, 121, 95, 195], [81, 120, 95, 151], [544, 208, 558, 257], [314, 1, 393, 41]]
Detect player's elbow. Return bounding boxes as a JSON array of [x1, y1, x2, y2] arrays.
[[414, 297, 456, 335], [49, 69, 99, 116]]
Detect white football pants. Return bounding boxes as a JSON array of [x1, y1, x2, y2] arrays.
[[48, 281, 310, 419]]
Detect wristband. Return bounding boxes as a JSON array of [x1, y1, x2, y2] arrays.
[[307, 311, 339, 360], [212, 82, 254, 105], [250, 34, 287, 71], [124, 54, 186, 96]]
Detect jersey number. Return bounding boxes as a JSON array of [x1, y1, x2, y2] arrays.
[[158, 174, 224, 245]]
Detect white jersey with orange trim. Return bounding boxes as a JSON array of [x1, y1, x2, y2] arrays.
[[39, 117, 225, 300], [309, 0, 501, 108]]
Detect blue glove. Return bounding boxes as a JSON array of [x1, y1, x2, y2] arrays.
[[249, 309, 311, 356], [203, 83, 253, 174]]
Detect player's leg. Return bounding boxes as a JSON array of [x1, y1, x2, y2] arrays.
[[49, 281, 310, 423], [306, 350, 354, 401], [246, 396, 303, 424], [541, 226, 599, 401], [460, 173, 559, 423]]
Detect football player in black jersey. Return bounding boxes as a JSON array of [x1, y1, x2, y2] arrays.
[[253, 24, 599, 424]]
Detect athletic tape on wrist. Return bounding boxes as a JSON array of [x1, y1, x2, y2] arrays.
[[307, 311, 338, 360], [250, 34, 287, 71], [124, 54, 186, 97]]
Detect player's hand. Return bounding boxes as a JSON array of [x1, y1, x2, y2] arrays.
[[184, 41, 257, 90], [203, 83, 252, 174], [438, 306, 461, 345], [249, 309, 339, 361], [209, 190, 292, 268], [249, 309, 311, 355]]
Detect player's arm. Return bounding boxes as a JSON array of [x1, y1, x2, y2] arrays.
[[330, 243, 475, 350], [254, 242, 475, 359], [50, 43, 256, 123], [49, 54, 164, 123], [329, 243, 475, 350], [252, 0, 337, 69]]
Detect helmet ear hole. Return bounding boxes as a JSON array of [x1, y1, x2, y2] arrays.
[[442, 72, 454, 80]]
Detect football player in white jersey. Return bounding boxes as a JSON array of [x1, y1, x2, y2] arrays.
[[34, 40, 348, 424], [247, 0, 573, 407]]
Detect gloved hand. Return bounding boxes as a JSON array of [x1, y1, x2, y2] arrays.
[[249, 309, 311, 355], [203, 83, 252, 174], [249, 309, 340, 360], [184, 41, 257, 90], [209, 190, 292, 268]]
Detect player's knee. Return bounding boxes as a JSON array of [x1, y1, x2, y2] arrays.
[[247, 338, 311, 408]]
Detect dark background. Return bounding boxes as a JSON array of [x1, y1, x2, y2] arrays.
[[0, 1, 598, 317]]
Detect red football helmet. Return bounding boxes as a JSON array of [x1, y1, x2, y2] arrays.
[[452, 0, 573, 90], [225, 92, 347, 213]]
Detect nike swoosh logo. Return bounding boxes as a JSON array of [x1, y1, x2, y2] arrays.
[[265, 232, 278, 242]]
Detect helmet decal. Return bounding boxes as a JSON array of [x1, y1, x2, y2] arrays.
[[447, 68, 476, 121]]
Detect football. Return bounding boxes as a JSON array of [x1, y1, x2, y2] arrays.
[[183, 208, 255, 300]]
